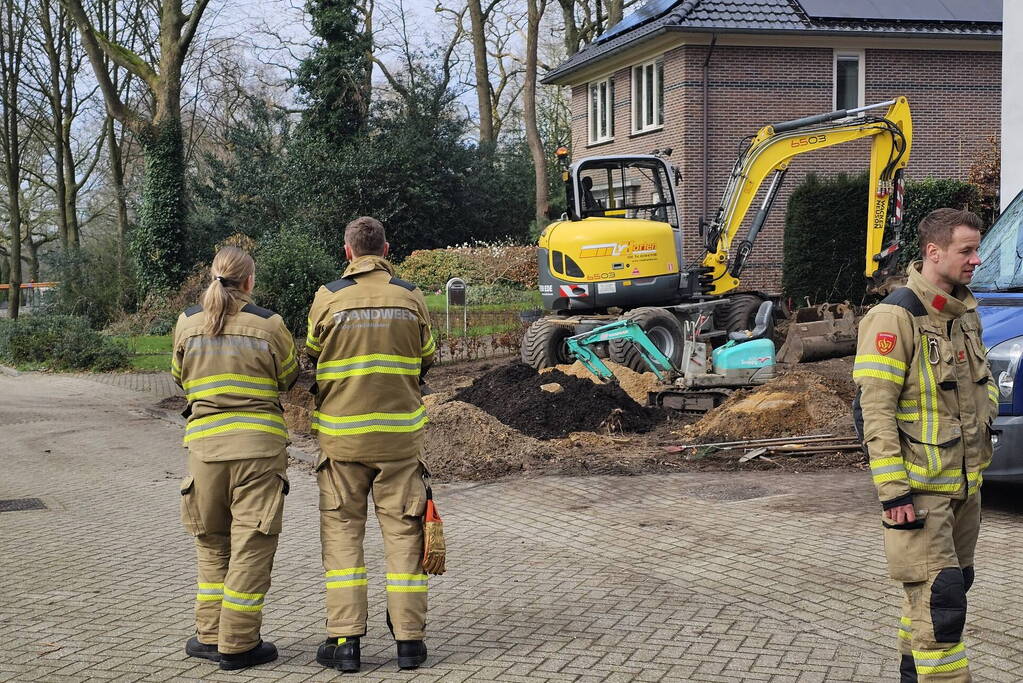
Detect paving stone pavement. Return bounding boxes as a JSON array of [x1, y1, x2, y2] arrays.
[[2, 372, 1023, 683]]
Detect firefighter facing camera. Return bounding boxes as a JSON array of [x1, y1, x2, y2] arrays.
[[306, 216, 444, 673], [853, 208, 993, 682]]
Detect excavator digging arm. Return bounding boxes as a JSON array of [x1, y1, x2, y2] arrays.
[[699, 96, 912, 296]]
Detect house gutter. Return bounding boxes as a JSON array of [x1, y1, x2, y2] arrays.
[[702, 34, 717, 223], [541, 24, 1000, 85]]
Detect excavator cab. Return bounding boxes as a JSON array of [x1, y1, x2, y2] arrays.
[[565, 155, 680, 228]]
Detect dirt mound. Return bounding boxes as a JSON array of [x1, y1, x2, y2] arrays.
[[541, 360, 662, 404], [454, 362, 663, 439], [685, 370, 851, 441], [422, 394, 558, 480]]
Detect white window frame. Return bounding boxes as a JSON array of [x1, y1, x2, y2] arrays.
[[587, 77, 615, 145], [631, 58, 664, 135], [833, 49, 865, 113]]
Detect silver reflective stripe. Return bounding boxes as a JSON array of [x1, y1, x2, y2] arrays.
[[915, 649, 967, 668], [186, 415, 283, 437], [185, 335, 269, 352], [907, 470, 960, 486], [919, 335, 941, 472], [387, 578, 428, 586], [224, 595, 264, 607], [316, 359, 420, 376], [871, 464, 906, 475], [313, 412, 426, 430], [197, 587, 223, 596], [187, 378, 277, 393], [853, 361, 906, 376]]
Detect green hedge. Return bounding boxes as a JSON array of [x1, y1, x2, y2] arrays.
[[0, 315, 131, 371], [254, 229, 339, 336], [783, 174, 983, 304]]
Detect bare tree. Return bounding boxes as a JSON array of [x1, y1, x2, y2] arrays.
[[60, 0, 215, 294], [0, 0, 33, 319], [523, 0, 548, 225]]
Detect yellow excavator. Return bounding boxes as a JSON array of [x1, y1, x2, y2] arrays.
[[521, 96, 912, 372]]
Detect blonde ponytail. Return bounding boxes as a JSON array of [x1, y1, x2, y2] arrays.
[[201, 246, 255, 336]]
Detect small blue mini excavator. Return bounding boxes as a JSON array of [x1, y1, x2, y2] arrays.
[[565, 301, 777, 412]]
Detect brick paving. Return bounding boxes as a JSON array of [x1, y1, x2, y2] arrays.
[[2, 371, 1023, 682]]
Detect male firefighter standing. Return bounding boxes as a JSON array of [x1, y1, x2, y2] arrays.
[[854, 208, 996, 682], [306, 216, 437, 673]]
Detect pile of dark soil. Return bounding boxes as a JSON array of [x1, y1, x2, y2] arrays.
[[453, 362, 663, 439]]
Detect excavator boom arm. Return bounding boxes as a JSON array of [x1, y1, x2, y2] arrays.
[[700, 96, 912, 295]]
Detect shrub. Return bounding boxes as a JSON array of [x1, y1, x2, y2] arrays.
[[899, 179, 982, 267], [0, 315, 131, 371], [397, 243, 538, 291], [466, 284, 537, 306], [46, 235, 136, 330], [783, 174, 985, 305], [106, 268, 210, 336], [783, 173, 870, 306], [254, 229, 338, 335]]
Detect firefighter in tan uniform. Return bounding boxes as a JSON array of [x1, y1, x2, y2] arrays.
[[306, 217, 437, 673], [172, 246, 299, 671], [853, 209, 996, 682]]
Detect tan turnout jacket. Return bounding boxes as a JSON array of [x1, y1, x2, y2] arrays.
[[172, 292, 299, 461], [305, 255, 436, 462], [854, 262, 997, 506]]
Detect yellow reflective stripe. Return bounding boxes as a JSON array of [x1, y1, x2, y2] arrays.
[[222, 602, 263, 612], [171, 356, 182, 378], [182, 373, 276, 390], [326, 567, 367, 577], [898, 615, 912, 640], [318, 353, 421, 368], [913, 643, 968, 674], [919, 335, 941, 472], [312, 407, 428, 436], [422, 335, 436, 356], [853, 369, 904, 383], [327, 578, 368, 588], [188, 411, 286, 427], [187, 385, 279, 400], [184, 422, 287, 442], [386, 585, 428, 593], [224, 587, 265, 600], [854, 354, 908, 371], [317, 367, 418, 380], [386, 573, 429, 581], [196, 594, 223, 601], [903, 461, 959, 477], [873, 471, 908, 483]]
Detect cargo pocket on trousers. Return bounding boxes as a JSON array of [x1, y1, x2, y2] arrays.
[[315, 454, 342, 511], [402, 460, 429, 519], [180, 475, 206, 536], [882, 508, 929, 583], [257, 472, 289, 535]]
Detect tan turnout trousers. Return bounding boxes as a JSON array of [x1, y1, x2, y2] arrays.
[[316, 455, 428, 640], [180, 450, 289, 654], [886, 492, 981, 682]]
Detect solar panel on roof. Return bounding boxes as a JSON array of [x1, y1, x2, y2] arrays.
[[796, 0, 1000, 23], [594, 0, 682, 44]]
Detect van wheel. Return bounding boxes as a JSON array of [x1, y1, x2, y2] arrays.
[[608, 307, 685, 373]]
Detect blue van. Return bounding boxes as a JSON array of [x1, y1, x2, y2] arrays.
[[973, 190, 1023, 483]]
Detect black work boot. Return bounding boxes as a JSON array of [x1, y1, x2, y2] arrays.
[[184, 636, 220, 662], [219, 640, 278, 671], [316, 636, 361, 673], [396, 640, 428, 670]]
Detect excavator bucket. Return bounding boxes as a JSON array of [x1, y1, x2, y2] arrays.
[[776, 302, 858, 364]]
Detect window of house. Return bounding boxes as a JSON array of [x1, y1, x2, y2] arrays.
[[632, 58, 663, 134], [834, 50, 864, 112], [588, 77, 614, 144]]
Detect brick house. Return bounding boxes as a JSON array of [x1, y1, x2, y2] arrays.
[[542, 0, 1002, 294]]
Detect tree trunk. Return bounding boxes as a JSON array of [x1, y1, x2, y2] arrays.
[[559, 0, 580, 57], [106, 116, 129, 272], [24, 238, 39, 282], [607, 0, 622, 28], [467, 0, 494, 143], [133, 117, 186, 295], [524, 0, 549, 227]]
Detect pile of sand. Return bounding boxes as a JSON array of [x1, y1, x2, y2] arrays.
[[684, 370, 852, 441], [541, 360, 662, 404], [421, 393, 558, 480]]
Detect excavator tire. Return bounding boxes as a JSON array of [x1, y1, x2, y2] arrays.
[[722, 294, 765, 336], [521, 318, 574, 370], [608, 307, 686, 373]]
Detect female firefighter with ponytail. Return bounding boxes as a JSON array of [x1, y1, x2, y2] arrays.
[[171, 246, 299, 671]]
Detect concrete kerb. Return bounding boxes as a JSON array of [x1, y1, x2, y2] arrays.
[[141, 405, 318, 466]]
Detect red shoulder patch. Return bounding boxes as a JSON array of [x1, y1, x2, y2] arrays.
[[876, 332, 897, 355], [932, 294, 947, 311]]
